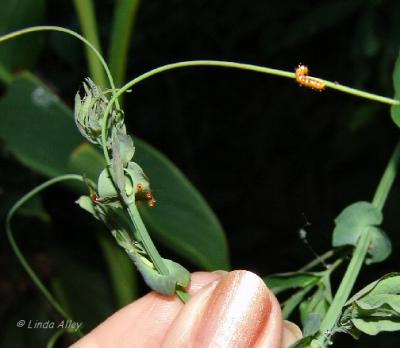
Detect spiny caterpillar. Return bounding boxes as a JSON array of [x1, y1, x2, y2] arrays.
[[295, 64, 325, 91]]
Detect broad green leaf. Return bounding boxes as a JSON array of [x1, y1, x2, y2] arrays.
[[69, 143, 105, 181], [0, 73, 230, 270], [391, 49, 400, 127], [0, 0, 45, 77], [365, 273, 400, 295], [355, 274, 400, 313], [332, 201, 382, 247], [264, 272, 321, 295], [357, 294, 400, 313], [339, 273, 400, 338], [351, 318, 400, 336], [0, 73, 83, 176], [346, 273, 400, 305]]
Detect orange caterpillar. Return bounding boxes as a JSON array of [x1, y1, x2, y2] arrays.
[[295, 64, 325, 91]]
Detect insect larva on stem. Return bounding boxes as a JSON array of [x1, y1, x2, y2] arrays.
[[295, 64, 326, 91]]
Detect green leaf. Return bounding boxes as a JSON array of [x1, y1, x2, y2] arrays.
[[133, 257, 190, 295], [366, 227, 391, 264], [346, 273, 400, 305], [355, 274, 400, 313], [0, 73, 229, 270], [391, 49, 400, 127], [0, 73, 83, 176], [114, 126, 135, 166], [332, 201, 382, 247], [0, 0, 45, 79], [69, 143, 105, 181], [351, 318, 400, 336], [264, 272, 321, 295], [339, 273, 400, 338]]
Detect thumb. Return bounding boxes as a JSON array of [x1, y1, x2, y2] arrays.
[[162, 270, 285, 348]]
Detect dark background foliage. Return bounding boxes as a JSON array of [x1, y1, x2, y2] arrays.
[[1, 0, 400, 346]]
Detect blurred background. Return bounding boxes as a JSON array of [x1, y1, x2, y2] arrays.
[[1, 0, 400, 346]]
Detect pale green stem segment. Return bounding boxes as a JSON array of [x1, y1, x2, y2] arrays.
[[109, 0, 141, 89], [6, 174, 87, 338], [0, 26, 120, 110], [298, 249, 336, 272], [127, 204, 168, 275], [101, 59, 400, 163], [317, 140, 400, 346], [73, 0, 108, 88], [100, 60, 297, 164], [105, 60, 399, 108], [319, 79, 399, 105]]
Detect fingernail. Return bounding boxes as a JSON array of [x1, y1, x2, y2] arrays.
[[282, 320, 303, 348], [194, 270, 271, 347], [212, 270, 229, 276]]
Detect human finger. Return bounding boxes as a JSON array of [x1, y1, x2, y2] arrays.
[[161, 270, 284, 348], [70, 271, 224, 348]]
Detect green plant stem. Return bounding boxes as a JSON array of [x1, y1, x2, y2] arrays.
[[127, 204, 168, 275], [298, 249, 335, 272], [317, 140, 400, 346], [100, 59, 400, 162], [102, 59, 399, 165], [320, 79, 398, 105], [176, 287, 190, 302], [128, 204, 191, 303], [109, 0, 141, 89], [6, 174, 86, 337], [105, 60, 399, 109], [372, 141, 400, 210], [0, 26, 120, 110], [73, 0, 108, 87]]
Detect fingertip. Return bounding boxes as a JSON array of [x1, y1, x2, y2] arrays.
[[186, 271, 226, 294], [163, 270, 282, 348], [282, 320, 303, 348]]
